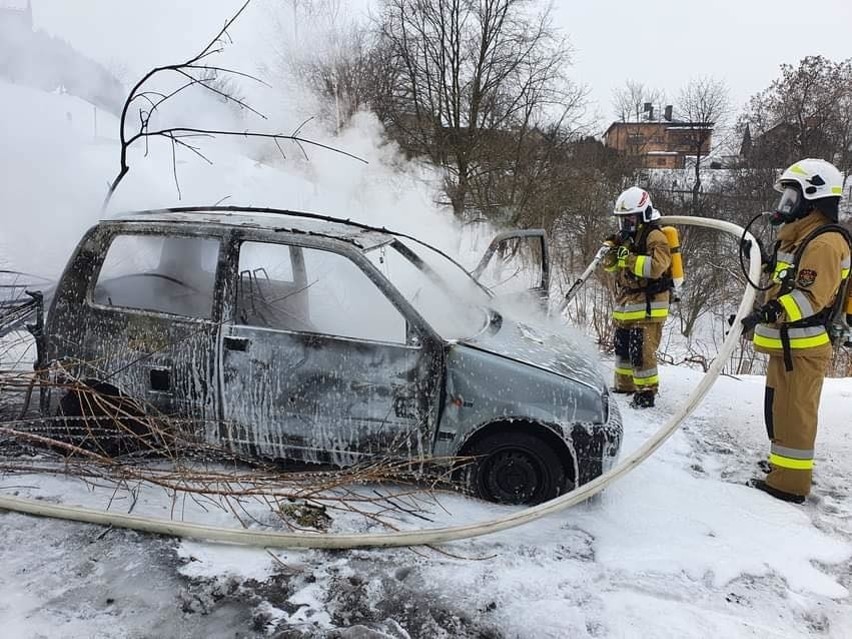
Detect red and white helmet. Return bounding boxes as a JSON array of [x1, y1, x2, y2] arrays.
[[613, 186, 661, 223]]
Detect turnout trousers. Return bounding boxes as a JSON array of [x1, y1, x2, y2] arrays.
[[764, 343, 832, 497], [613, 321, 663, 394]]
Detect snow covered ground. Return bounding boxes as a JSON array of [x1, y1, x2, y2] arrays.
[[2, 18, 851, 636], [0, 362, 849, 638]]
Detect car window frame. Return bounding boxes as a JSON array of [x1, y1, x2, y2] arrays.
[[86, 224, 228, 325], [226, 230, 436, 348]]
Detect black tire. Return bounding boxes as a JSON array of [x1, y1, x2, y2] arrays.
[[57, 383, 152, 456], [466, 432, 566, 505]]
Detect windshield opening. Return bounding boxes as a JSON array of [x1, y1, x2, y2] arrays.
[[365, 240, 491, 341]]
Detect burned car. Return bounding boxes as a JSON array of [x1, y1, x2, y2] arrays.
[[25, 207, 621, 504]]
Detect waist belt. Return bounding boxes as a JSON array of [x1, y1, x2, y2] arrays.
[[755, 310, 831, 372], [624, 276, 673, 317]]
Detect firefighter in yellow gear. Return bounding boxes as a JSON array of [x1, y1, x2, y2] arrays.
[[741, 158, 851, 504], [603, 187, 673, 409]]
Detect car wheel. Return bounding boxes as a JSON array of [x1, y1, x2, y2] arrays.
[[468, 432, 566, 505], [57, 383, 153, 456]]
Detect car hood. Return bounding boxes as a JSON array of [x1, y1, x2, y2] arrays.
[[460, 314, 606, 393]]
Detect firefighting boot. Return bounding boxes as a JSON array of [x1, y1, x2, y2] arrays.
[[747, 478, 805, 504], [629, 391, 655, 409]]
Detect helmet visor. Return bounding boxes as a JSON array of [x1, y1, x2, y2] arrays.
[[619, 213, 639, 235], [776, 186, 801, 216]]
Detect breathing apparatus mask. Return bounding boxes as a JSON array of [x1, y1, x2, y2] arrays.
[[618, 213, 641, 242], [770, 184, 809, 226]]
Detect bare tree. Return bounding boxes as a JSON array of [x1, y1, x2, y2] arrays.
[[104, 0, 365, 211], [739, 56, 852, 175], [289, 15, 399, 128], [610, 80, 665, 162], [612, 80, 666, 123], [675, 76, 730, 212], [374, 0, 585, 220]]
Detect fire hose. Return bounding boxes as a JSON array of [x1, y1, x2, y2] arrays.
[[559, 243, 611, 313], [0, 216, 761, 549]]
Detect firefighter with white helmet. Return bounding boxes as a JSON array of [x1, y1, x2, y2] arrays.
[[602, 186, 673, 409], [741, 158, 851, 503]]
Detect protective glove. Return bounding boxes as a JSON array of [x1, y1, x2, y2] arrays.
[[615, 245, 630, 269], [740, 300, 782, 332]]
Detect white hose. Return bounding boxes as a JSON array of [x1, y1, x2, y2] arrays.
[[0, 216, 761, 548]]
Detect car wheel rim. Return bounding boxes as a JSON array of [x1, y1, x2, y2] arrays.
[[483, 449, 543, 504]]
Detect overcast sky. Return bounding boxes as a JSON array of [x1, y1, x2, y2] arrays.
[[27, 0, 852, 129]]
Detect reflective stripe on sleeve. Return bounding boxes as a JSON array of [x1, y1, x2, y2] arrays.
[[777, 293, 803, 322], [633, 255, 652, 278], [778, 289, 815, 321]]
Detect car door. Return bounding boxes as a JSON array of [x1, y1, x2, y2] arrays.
[[218, 235, 443, 465], [56, 226, 224, 423], [472, 229, 550, 310]]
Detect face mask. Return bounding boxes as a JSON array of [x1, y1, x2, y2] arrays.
[[618, 214, 639, 241], [770, 186, 805, 226]]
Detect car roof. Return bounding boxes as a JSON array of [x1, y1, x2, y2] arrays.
[[107, 206, 396, 251]]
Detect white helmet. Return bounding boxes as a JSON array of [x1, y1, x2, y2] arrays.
[[773, 158, 844, 223], [613, 186, 661, 223]]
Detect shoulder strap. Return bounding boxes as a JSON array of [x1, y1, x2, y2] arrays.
[[779, 224, 852, 296], [792, 224, 852, 264], [635, 223, 659, 254]]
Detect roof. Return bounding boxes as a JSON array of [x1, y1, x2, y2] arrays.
[[109, 206, 396, 251], [603, 120, 714, 138]]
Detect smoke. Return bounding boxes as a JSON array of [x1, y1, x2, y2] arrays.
[[0, 0, 471, 277], [0, 0, 598, 363]]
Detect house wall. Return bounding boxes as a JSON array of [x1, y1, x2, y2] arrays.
[[604, 122, 713, 168]]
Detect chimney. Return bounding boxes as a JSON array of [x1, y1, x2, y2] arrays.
[[664, 105, 673, 121]]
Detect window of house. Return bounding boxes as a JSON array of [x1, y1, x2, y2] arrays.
[[628, 133, 644, 145], [93, 234, 220, 319], [656, 157, 667, 166], [236, 242, 407, 344]]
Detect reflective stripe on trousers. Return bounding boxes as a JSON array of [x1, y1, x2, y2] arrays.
[[769, 443, 814, 470], [632, 367, 659, 387]]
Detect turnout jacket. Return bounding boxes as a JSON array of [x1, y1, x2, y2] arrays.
[[754, 211, 851, 356], [603, 224, 673, 323]]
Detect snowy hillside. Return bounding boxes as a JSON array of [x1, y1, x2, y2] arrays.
[[0, 363, 849, 637]]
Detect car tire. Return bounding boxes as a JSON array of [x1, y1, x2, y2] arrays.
[[57, 383, 153, 457], [467, 431, 566, 505]]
